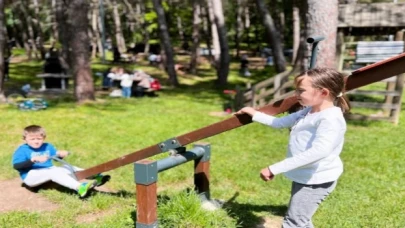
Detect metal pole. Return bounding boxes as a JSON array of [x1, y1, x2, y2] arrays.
[[99, 0, 106, 62], [157, 146, 205, 172], [307, 36, 325, 69]]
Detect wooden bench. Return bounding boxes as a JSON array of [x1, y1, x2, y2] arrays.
[[36, 73, 71, 90], [355, 41, 404, 63]]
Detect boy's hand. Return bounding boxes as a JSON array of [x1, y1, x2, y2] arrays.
[[235, 107, 257, 116], [260, 167, 274, 182], [31, 155, 49, 163], [57, 150, 69, 158]]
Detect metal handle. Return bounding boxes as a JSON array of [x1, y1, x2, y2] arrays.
[[307, 36, 325, 69], [51, 153, 78, 180]]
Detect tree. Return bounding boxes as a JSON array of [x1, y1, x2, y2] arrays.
[[206, 0, 220, 68], [210, 0, 230, 86], [152, 0, 178, 86], [0, 0, 6, 102], [67, 0, 95, 102], [256, 0, 286, 73], [110, 0, 126, 53], [189, 0, 201, 74], [55, 0, 70, 70], [305, 0, 339, 68]]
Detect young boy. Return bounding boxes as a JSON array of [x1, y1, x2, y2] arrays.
[[12, 125, 111, 198]]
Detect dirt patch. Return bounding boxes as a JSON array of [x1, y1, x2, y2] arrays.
[[75, 208, 118, 224], [256, 216, 283, 228], [0, 178, 59, 213], [0, 178, 116, 213]]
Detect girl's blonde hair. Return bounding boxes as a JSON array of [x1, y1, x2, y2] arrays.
[[295, 68, 351, 113], [23, 125, 46, 139]]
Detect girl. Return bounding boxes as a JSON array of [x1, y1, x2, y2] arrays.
[[236, 68, 350, 227]]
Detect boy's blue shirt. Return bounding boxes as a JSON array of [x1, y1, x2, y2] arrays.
[[12, 143, 57, 180]]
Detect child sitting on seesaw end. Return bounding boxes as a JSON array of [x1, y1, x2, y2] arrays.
[[12, 125, 111, 198]]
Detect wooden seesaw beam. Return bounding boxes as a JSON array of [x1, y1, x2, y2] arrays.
[[75, 53, 405, 180]]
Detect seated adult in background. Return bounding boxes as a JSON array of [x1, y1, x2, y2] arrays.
[[43, 49, 65, 74], [102, 67, 118, 89], [148, 54, 161, 66], [132, 69, 152, 97]]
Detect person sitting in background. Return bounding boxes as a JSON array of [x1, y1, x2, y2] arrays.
[[148, 53, 161, 66], [102, 67, 118, 89], [133, 69, 152, 97], [113, 46, 121, 63], [239, 54, 251, 77]]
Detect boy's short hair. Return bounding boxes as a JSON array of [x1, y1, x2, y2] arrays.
[[23, 125, 46, 139]]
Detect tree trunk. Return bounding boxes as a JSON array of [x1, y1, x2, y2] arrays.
[[292, 4, 299, 63], [206, 0, 220, 69], [121, 0, 136, 42], [306, 0, 338, 68], [0, 0, 6, 102], [111, 0, 126, 53], [91, 0, 101, 58], [177, 16, 185, 46], [211, 0, 230, 86], [256, 0, 286, 73], [189, 0, 201, 74], [55, 0, 70, 70], [32, 0, 46, 59], [152, 0, 179, 86], [51, 0, 59, 43], [235, 0, 244, 58], [201, 3, 213, 65], [67, 0, 95, 102], [11, 4, 32, 60], [139, 0, 150, 54], [20, 0, 39, 59], [244, 3, 251, 50]]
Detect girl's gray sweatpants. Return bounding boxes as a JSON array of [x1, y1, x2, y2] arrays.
[[282, 181, 337, 228]]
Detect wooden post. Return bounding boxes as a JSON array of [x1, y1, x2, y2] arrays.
[[391, 31, 405, 124], [390, 74, 404, 125], [337, 31, 345, 71], [194, 143, 211, 200], [135, 160, 158, 228], [384, 30, 404, 116]]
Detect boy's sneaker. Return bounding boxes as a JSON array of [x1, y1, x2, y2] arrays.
[[94, 174, 111, 187], [77, 181, 97, 198]]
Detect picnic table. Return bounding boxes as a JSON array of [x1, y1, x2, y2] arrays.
[[36, 73, 71, 90]]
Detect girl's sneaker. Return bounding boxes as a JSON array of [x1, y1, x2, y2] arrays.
[[77, 181, 97, 198], [94, 174, 111, 187]]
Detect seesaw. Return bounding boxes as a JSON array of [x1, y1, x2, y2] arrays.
[[74, 52, 405, 180]]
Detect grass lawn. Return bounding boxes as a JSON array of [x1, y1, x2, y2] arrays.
[[0, 52, 404, 227]]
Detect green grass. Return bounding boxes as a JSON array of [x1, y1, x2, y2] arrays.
[[1, 52, 405, 227]]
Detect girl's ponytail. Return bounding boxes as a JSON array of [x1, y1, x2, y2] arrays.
[[335, 95, 351, 113]]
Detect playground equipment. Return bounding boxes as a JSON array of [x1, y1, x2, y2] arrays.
[[67, 52, 405, 227], [73, 52, 405, 181], [135, 144, 211, 227]]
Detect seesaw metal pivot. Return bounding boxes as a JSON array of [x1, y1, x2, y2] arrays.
[[158, 137, 182, 152]]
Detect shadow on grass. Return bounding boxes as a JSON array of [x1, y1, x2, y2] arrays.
[[223, 192, 287, 228]]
